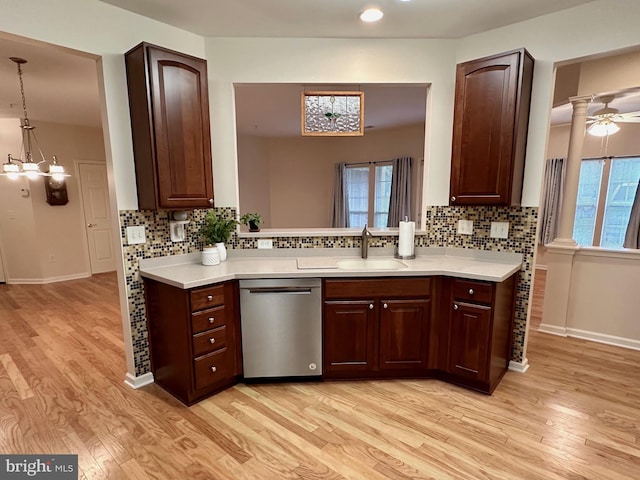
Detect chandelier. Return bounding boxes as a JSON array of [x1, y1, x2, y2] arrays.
[[1, 57, 68, 181]]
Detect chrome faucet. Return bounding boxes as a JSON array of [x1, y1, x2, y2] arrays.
[[361, 224, 372, 259]]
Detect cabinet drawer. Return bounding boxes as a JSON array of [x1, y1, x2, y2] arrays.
[[453, 279, 493, 305], [192, 326, 227, 357], [193, 348, 233, 390], [191, 305, 226, 334], [190, 285, 225, 312], [324, 277, 432, 299]]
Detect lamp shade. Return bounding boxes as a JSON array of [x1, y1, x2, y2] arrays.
[[587, 119, 620, 137]]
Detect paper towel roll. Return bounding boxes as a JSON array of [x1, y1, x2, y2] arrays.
[[398, 220, 415, 257]]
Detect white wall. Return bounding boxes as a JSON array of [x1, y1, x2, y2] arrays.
[[237, 133, 272, 227], [205, 38, 458, 208]]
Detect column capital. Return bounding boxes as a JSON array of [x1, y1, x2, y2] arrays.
[[568, 94, 592, 105]]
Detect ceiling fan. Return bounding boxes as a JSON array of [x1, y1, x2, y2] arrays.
[[586, 94, 640, 136]]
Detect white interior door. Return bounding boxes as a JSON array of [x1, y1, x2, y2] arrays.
[[79, 163, 116, 274]]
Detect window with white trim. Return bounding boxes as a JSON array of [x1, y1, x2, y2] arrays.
[[573, 156, 640, 247], [345, 163, 393, 228]]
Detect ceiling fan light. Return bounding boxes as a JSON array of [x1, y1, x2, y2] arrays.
[[360, 8, 384, 22], [587, 120, 620, 137]]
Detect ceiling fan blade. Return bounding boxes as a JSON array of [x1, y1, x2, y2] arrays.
[[619, 110, 640, 118], [617, 117, 640, 123]]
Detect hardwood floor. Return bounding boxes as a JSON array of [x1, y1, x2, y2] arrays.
[[1, 273, 639, 479]]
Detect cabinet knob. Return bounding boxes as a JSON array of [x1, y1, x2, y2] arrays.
[[453, 304, 459, 310], [468, 288, 474, 295], [207, 295, 213, 301], [383, 303, 388, 309], [369, 304, 374, 310], [211, 366, 217, 373], [208, 317, 215, 324], [451, 196, 456, 202], [208, 198, 214, 205], [209, 338, 215, 344]]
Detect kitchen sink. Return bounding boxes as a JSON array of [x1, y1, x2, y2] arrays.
[[336, 258, 408, 270]]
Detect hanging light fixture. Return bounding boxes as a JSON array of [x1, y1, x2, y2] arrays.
[[587, 118, 620, 137], [1, 57, 68, 181]]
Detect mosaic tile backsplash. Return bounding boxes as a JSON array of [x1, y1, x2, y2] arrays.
[[120, 206, 537, 376]]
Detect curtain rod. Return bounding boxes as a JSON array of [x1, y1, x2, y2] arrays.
[[345, 159, 394, 167]]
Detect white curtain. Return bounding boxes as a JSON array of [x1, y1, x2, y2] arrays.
[[539, 158, 566, 245], [331, 162, 349, 228], [387, 157, 413, 227], [623, 178, 640, 249]]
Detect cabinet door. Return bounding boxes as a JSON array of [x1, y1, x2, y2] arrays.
[[450, 50, 524, 205], [448, 301, 491, 382], [379, 299, 431, 371], [323, 300, 376, 374], [148, 46, 214, 209]]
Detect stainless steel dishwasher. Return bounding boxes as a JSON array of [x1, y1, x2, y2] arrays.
[[239, 278, 322, 379]]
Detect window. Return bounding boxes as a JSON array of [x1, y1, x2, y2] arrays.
[[345, 163, 393, 228], [573, 156, 640, 248]]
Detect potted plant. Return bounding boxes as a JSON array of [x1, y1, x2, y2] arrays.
[[198, 210, 238, 264], [240, 212, 262, 232]]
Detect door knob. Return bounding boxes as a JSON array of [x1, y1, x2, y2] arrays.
[[453, 304, 459, 310], [369, 304, 374, 310], [383, 303, 388, 309], [451, 196, 456, 202]]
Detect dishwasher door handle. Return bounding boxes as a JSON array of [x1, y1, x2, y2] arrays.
[[247, 287, 313, 295]]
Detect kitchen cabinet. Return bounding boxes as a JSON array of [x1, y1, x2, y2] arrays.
[[441, 275, 516, 393], [450, 48, 534, 206], [125, 42, 214, 210], [143, 279, 241, 405], [323, 277, 433, 378]]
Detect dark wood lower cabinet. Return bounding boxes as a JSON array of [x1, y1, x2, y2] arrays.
[[143, 279, 241, 405], [142, 274, 517, 405], [379, 299, 431, 371], [447, 301, 491, 381], [323, 278, 434, 379], [323, 300, 377, 374]]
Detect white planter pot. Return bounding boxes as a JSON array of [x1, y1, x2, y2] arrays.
[[201, 246, 220, 266], [216, 242, 227, 262]]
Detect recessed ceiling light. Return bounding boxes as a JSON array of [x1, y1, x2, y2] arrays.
[[360, 8, 384, 22]]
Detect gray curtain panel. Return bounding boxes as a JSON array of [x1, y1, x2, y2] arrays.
[[387, 157, 413, 227], [331, 162, 349, 228], [539, 158, 566, 245], [623, 178, 640, 249]]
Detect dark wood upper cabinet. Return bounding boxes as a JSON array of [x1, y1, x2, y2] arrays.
[[450, 48, 534, 206], [125, 42, 214, 210]]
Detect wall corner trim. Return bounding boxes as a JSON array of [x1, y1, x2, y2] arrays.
[[124, 372, 154, 389], [508, 358, 529, 373]]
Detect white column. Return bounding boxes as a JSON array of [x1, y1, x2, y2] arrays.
[[540, 95, 591, 335], [553, 95, 591, 245]]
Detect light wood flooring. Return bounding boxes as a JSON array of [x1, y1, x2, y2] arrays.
[[1, 273, 639, 479]]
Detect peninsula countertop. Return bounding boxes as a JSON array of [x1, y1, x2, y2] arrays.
[[138, 247, 523, 290]]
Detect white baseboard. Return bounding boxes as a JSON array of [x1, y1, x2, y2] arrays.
[[7, 272, 91, 285], [508, 358, 529, 373], [537, 323, 568, 336], [566, 328, 640, 351], [124, 372, 154, 389]]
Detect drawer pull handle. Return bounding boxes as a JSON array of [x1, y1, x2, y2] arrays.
[[207, 295, 213, 301], [453, 304, 459, 310], [211, 366, 217, 373], [468, 288, 474, 295], [208, 317, 215, 324], [369, 304, 374, 310], [383, 303, 388, 309], [209, 338, 216, 344]]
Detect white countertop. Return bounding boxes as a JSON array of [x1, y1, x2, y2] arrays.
[[139, 247, 522, 290]]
